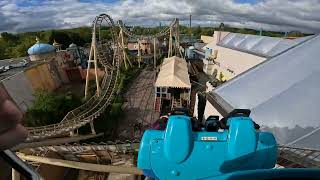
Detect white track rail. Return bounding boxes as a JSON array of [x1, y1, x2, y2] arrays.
[[26, 14, 121, 142]]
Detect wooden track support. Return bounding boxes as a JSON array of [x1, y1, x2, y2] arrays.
[[85, 25, 101, 99], [17, 153, 143, 175]]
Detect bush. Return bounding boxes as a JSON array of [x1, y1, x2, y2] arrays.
[[24, 90, 82, 127]]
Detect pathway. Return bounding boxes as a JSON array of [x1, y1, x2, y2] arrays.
[[116, 68, 160, 139]]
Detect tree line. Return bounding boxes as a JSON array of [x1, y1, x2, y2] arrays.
[[0, 27, 92, 60], [0, 24, 309, 60]]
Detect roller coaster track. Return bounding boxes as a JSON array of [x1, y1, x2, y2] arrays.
[[118, 19, 178, 39], [25, 14, 122, 142], [23, 142, 320, 169], [118, 18, 182, 57], [25, 14, 182, 142], [28, 140, 140, 154], [17, 14, 320, 176]]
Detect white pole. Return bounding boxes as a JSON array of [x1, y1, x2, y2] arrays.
[[84, 39, 94, 99], [154, 38, 156, 69]]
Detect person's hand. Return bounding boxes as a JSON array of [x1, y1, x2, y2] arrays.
[[0, 100, 28, 150]]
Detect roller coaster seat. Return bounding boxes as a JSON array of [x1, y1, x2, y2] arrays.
[[205, 115, 220, 132], [137, 109, 277, 180]]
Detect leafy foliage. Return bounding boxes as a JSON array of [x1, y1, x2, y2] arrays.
[[0, 24, 311, 60], [78, 66, 141, 141], [0, 27, 92, 60], [24, 90, 82, 127]]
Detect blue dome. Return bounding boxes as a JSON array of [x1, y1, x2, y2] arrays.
[[28, 43, 55, 55]]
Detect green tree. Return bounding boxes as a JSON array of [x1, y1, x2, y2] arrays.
[[48, 31, 72, 49], [1, 32, 18, 43], [24, 91, 82, 127]]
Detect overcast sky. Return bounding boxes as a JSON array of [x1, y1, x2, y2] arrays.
[[0, 0, 319, 33]]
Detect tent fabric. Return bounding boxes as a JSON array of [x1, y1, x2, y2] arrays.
[[215, 33, 313, 58], [211, 34, 320, 150], [155, 56, 191, 88]]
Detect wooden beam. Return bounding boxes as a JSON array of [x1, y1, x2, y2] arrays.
[[13, 133, 103, 150], [17, 153, 144, 175]]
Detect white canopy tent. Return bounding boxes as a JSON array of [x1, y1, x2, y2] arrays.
[[155, 56, 191, 89], [209, 35, 320, 150]]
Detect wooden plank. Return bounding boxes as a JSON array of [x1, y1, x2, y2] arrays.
[[12, 133, 104, 150], [17, 153, 143, 175]]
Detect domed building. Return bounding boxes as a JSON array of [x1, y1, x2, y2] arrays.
[[27, 37, 56, 61]]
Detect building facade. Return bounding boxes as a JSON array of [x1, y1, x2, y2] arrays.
[[154, 56, 191, 113], [0, 39, 92, 111], [199, 31, 303, 81]]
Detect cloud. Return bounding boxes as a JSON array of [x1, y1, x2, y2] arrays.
[[0, 0, 319, 33]]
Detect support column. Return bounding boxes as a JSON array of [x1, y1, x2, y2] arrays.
[[93, 44, 100, 97], [153, 38, 156, 69], [85, 24, 100, 99], [175, 19, 182, 57], [90, 122, 96, 135], [138, 41, 141, 68], [120, 29, 128, 69], [168, 27, 173, 58], [84, 45, 93, 99], [12, 169, 20, 180]]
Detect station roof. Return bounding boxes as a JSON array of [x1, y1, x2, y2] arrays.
[[208, 34, 320, 150], [155, 56, 191, 88], [216, 33, 314, 58]]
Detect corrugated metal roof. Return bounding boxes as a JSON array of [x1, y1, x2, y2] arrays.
[[217, 33, 314, 58], [210, 34, 320, 150]]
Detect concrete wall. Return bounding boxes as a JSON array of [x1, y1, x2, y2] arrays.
[[201, 35, 214, 44], [79, 68, 105, 80], [47, 60, 62, 87], [29, 52, 56, 61], [1, 56, 72, 112], [54, 51, 73, 83], [214, 46, 265, 78], [203, 32, 266, 80], [0, 83, 14, 101], [212, 31, 230, 45], [1, 72, 34, 111], [24, 63, 58, 91]]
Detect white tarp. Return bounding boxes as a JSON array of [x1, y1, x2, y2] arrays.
[[155, 56, 191, 88], [212, 35, 320, 150], [215, 33, 312, 57]]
